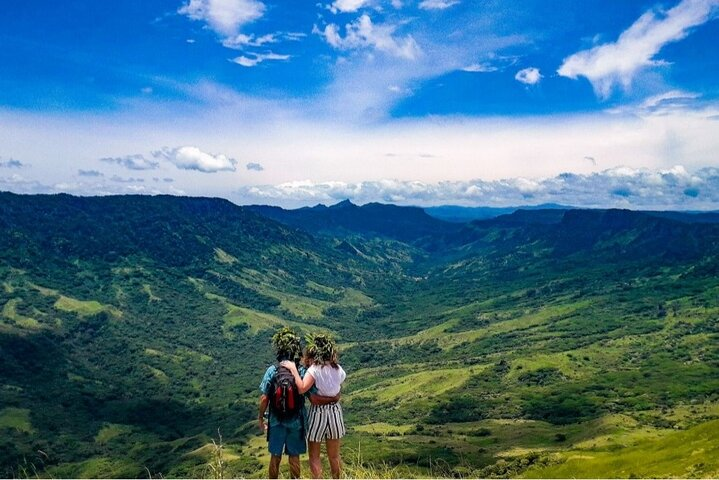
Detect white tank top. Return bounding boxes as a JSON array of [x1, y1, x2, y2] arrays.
[[307, 364, 346, 396]]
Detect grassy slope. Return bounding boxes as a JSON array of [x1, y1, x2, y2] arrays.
[[524, 419, 719, 478]]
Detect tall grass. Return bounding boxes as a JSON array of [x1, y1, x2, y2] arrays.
[[204, 429, 226, 480], [341, 443, 456, 479]]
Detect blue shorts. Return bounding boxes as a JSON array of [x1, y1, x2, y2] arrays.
[[267, 422, 306, 456]]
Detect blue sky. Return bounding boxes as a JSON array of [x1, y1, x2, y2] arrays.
[[1, 0, 718, 208]]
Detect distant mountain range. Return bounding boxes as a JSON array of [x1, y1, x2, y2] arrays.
[[248, 200, 719, 260], [424, 203, 719, 224], [423, 203, 571, 222], [247, 199, 462, 243]]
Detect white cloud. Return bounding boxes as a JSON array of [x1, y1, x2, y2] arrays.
[[309, 5, 529, 119], [231, 52, 290, 67], [233, 56, 257, 66], [0, 174, 53, 194], [606, 89, 707, 117], [462, 62, 498, 73], [237, 165, 719, 209], [246, 162, 264, 171], [284, 32, 307, 41], [388, 84, 413, 95], [153, 146, 238, 173], [222, 32, 277, 48], [110, 175, 145, 183], [179, 0, 299, 68], [558, 0, 719, 98], [515, 67, 542, 85], [418, 0, 460, 10], [329, 0, 370, 13], [0, 173, 184, 196], [100, 154, 159, 170], [639, 89, 701, 113], [3, 91, 718, 206], [178, 0, 265, 36], [321, 14, 421, 60]]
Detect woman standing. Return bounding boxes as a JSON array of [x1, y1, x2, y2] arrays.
[[281, 334, 346, 479]]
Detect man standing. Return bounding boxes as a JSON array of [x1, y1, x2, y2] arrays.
[[258, 327, 338, 479]]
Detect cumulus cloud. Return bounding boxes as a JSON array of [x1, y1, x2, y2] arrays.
[[178, 0, 265, 36], [178, 0, 296, 67], [0, 158, 25, 168], [78, 169, 104, 177], [418, 0, 460, 10], [515, 67, 542, 85], [100, 154, 159, 170], [246, 162, 264, 171], [153, 146, 237, 173], [321, 14, 421, 60], [237, 166, 719, 209], [558, 0, 719, 99], [329, 0, 370, 13], [231, 52, 290, 67]]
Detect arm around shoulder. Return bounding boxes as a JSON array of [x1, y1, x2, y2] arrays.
[[310, 392, 341, 405]]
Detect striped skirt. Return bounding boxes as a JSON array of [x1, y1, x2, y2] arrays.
[[306, 403, 346, 443]]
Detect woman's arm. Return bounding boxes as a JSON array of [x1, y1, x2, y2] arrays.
[[310, 393, 341, 405], [280, 360, 316, 394]]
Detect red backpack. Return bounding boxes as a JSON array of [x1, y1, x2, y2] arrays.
[[268, 364, 303, 420]]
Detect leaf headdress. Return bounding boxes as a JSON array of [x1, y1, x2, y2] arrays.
[[271, 326, 302, 362], [305, 333, 338, 365]]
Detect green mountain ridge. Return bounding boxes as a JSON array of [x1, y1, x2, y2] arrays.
[[247, 199, 461, 243], [1, 192, 718, 478]]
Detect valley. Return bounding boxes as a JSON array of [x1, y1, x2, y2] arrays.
[[1, 193, 718, 478]]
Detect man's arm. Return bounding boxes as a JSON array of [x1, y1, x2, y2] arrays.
[[258, 394, 269, 432], [309, 393, 341, 406]]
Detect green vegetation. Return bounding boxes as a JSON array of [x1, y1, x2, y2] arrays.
[[0, 408, 33, 434], [48, 457, 145, 479], [349, 368, 473, 404], [524, 419, 719, 478], [1, 193, 719, 478], [54, 295, 121, 317], [95, 424, 134, 444], [213, 248, 238, 265], [2, 298, 42, 329]]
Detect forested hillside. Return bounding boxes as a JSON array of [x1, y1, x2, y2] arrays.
[[1, 193, 718, 478]]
